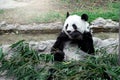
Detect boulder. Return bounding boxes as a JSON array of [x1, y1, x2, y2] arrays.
[[91, 17, 107, 27], [90, 17, 119, 28], [0, 21, 7, 27], [104, 19, 119, 28], [90, 17, 119, 33]]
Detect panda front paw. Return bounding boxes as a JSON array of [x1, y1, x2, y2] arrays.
[[51, 49, 65, 62]]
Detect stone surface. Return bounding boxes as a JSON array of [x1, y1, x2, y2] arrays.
[[100, 38, 118, 47], [90, 17, 119, 28], [0, 22, 62, 34], [29, 41, 39, 50], [94, 38, 118, 53], [100, 38, 118, 54], [90, 17, 119, 33], [0, 21, 7, 27], [93, 37, 103, 47], [0, 24, 16, 30], [104, 19, 119, 28], [91, 17, 106, 27], [38, 44, 47, 52], [0, 76, 13, 80], [0, 22, 62, 31]]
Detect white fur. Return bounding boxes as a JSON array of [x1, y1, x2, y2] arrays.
[[62, 15, 90, 33], [64, 42, 90, 60]]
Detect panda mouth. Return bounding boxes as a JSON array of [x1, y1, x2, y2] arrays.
[[70, 33, 83, 40], [64, 30, 73, 39], [64, 30, 83, 40], [67, 31, 83, 40]]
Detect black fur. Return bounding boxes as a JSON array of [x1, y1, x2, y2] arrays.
[[66, 12, 70, 18], [65, 24, 68, 30], [51, 12, 94, 61], [81, 14, 88, 21], [51, 31, 95, 61], [70, 30, 82, 40], [79, 32, 94, 55], [51, 32, 70, 61], [72, 24, 77, 30]]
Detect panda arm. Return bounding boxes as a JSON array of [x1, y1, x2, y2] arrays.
[[51, 32, 69, 61], [78, 32, 95, 55], [51, 32, 69, 52]]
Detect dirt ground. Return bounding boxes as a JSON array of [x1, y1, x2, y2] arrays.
[[0, 0, 66, 24]]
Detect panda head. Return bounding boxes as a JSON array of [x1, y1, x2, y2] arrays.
[[62, 12, 90, 39]]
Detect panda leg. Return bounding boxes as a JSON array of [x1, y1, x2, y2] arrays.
[[51, 32, 70, 61]]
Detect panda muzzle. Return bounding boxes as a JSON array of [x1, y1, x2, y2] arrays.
[[64, 30, 83, 40], [70, 31, 83, 40]]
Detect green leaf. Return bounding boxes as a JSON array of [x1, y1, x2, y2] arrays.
[[106, 70, 117, 78], [0, 48, 3, 60], [10, 40, 25, 48]]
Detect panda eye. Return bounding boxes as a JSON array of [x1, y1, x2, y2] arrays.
[[72, 24, 77, 30], [65, 24, 68, 29]]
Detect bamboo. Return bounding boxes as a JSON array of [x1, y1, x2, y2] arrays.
[[118, 9, 120, 65]]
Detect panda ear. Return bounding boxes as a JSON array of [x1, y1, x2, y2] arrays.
[[66, 12, 70, 18], [81, 14, 88, 21]]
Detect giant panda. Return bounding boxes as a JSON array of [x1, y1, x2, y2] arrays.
[[51, 12, 95, 61]]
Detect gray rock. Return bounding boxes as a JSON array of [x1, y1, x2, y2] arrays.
[[0, 45, 13, 60], [100, 38, 118, 53], [38, 40, 55, 53], [29, 40, 55, 53], [104, 19, 119, 28], [29, 41, 38, 50], [94, 38, 118, 54], [91, 17, 106, 27], [38, 45, 47, 52], [90, 17, 119, 29], [100, 38, 118, 47], [0, 24, 16, 30], [16, 22, 62, 30], [0, 45, 10, 53], [17, 24, 32, 30], [0, 22, 62, 31], [0, 21, 7, 27], [0, 76, 13, 80], [93, 37, 102, 47]]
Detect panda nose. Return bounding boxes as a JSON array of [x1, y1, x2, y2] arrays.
[[67, 30, 71, 33]]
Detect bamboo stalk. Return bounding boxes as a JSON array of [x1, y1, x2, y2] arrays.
[[118, 8, 120, 65]]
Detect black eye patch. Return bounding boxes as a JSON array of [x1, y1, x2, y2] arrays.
[[72, 24, 77, 30], [65, 24, 68, 29]]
